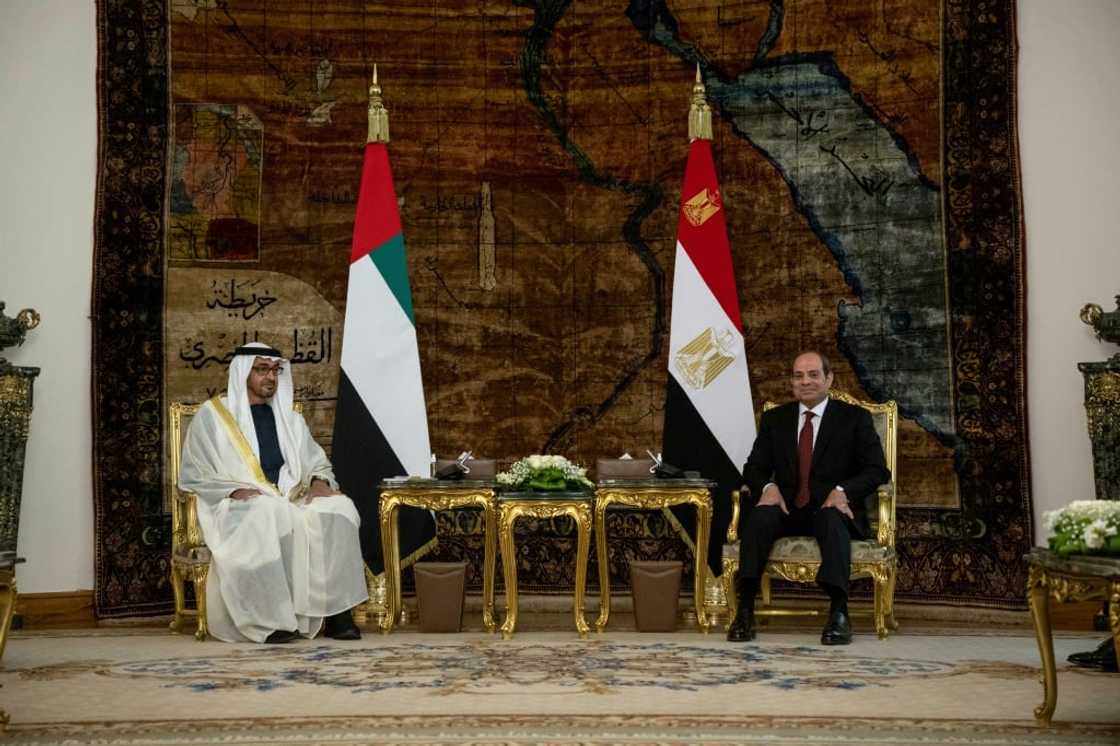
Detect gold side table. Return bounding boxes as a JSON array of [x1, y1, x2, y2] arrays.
[[378, 480, 498, 634], [498, 492, 593, 639], [1025, 548, 1120, 726], [593, 480, 714, 632]]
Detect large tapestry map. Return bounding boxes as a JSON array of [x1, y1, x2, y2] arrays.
[[92, 0, 1028, 615]]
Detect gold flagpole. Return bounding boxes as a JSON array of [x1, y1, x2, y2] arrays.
[[688, 63, 713, 141], [663, 63, 727, 627], [367, 64, 390, 144], [358, 63, 392, 630]]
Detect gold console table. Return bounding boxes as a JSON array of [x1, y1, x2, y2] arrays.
[[498, 491, 593, 639], [378, 480, 498, 634], [1025, 548, 1120, 726], [593, 479, 714, 632]]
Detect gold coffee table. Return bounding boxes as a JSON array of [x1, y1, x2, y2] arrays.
[[378, 480, 498, 634], [498, 491, 593, 638], [1025, 547, 1120, 726], [593, 479, 713, 632]]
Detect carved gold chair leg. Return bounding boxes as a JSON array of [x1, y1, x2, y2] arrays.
[[886, 562, 900, 631], [361, 570, 390, 630], [169, 564, 187, 633], [192, 564, 210, 641], [872, 569, 889, 639], [704, 573, 728, 629], [721, 559, 739, 624], [760, 574, 772, 607]]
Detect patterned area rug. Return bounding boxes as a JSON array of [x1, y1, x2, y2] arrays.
[[92, 0, 1030, 615], [3, 628, 1118, 744]]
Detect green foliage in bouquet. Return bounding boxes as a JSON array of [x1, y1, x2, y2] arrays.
[[1043, 500, 1120, 557], [497, 454, 594, 492]]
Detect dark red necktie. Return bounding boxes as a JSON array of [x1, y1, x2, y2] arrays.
[[795, 411, 815, 508]]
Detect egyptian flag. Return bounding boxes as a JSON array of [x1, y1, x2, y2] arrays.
[[332, 141, 434, 574], [662, 137, 756, 576]]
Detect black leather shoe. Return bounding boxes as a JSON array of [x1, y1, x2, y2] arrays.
[[264, 629, 299, 644], [1067, 638, 1118, 672], [821, 609, 852, 646], [726, 608, 756, 642], [324, 609, 361, 640]]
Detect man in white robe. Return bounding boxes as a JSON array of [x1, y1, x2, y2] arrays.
[[179, 342, 368, 643]]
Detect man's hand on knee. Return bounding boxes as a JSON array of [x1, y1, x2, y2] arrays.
[[822, 488, 854, 520], [229, 488, 261, 501], [307, 477, 335, 499], [756, 484, 788, 515]]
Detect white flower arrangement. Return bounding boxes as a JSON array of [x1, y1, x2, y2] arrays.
[[1042, 500, 1120, 556], [496, 454, 594, 492]]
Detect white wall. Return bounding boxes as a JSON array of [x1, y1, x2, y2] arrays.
[[0, 1, 1117, 595], [1020, 0, 1120, 533], [0, 0, 97, 593]]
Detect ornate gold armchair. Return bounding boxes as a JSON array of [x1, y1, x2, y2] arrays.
[[720, 391, 899, 638], [169, 400, 310, 640]]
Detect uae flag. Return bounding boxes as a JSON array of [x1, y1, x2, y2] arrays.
[[332, 139, 434, 574], [662, 137, 756, 575]]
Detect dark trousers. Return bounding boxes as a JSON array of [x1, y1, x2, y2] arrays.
[[738, 503, 852, 593]]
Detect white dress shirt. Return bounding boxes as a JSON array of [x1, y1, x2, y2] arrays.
[[797, 397, 830, 450]]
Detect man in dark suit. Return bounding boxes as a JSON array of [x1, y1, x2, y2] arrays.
[[727, 351, 890, 645]]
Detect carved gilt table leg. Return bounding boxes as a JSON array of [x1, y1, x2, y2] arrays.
[[593, 495, 612, 632], [692, 496, 711, 632], [498, 504, 521, 639], [571, 502, 592, 638], [378, 497, 402, 634], [1027, 563, 1057, 726], [481, 501, 498, 633]]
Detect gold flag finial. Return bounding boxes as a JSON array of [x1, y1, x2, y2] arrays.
[[367, 64, 390, 143], [688, 63, 712, 140]]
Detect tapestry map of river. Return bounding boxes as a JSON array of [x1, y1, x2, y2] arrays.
[[92, 0, 1029, 617]]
